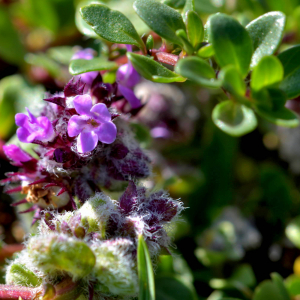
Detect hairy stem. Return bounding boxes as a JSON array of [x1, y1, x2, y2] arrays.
[[0, 285, 43, 300]]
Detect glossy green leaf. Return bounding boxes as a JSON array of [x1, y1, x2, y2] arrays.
[[278, 45, 300, 98], [219, 65, 246, 97], [251, 56, 284, 91], [138, 235, 155, 300], [134, 0, 186, 45], [256, 106, 299, 127], [183, 0, 195, 22], [208, 13, 253, 78], [253, 273, 290, 300], [156, 275, 198, 300], [212, 101, 257, 136], [176, 29, 194, 55], [286, 215, 300, 248], [146, 35, 154, 51], [81, 4, 145, 51], [175, 56, 220, 88], [0, 7, 25, 65], [246, 12, 286, 68], [253, 88, 286, 111], [128, 52, 186, 83], [197, 44, 215, 58], [163, 0, 186, 9], [69, 58, 118, 75], [186, 11, 204, 49]]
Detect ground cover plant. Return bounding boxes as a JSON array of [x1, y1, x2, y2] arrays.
[[2, 0, 300, 299]]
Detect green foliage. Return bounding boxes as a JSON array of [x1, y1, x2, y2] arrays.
[[138, 235, 155, 300], [212, 101, 257, 137], [134, 0, 186, 46], [69, 58, 118, 75], [186, 11, 204, 50], [81, 4, 145, 51], [208, 13, 253, 78], [127, 52, 186, 83], [286, 215, 300, 248], [246, 12, 286, 68]]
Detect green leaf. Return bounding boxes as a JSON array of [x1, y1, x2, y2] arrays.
[[128, 52, 186, 83], [130, 123, 152, 148], [0, 7, 25, 65], [253, 273, 290, 300], [219, 65, 246, 97], [134, 0, 186, 45], [197, 44, 215, 58], [146, 35, 154, 51], [163, 0, 186, 9], [285, 275, 300, 296], [47, 46, 75, 65], [251, 56, 284, 91], [176, 29, 194, 55], [175, 56, 220, 88], [278, 45, 300, 98], [208, 13, 253, 78], [256, 106, 299, 127], [246, 12, 286, 68], [183, 0, 195, 22], [69, 58, 118, 75], [212, 101, 257, 136], [286, 215, 300, 248], [138, 235, 155, 300], [186, 11, 204, 49], [156, 275, 198, 300], [81, 4, 145, 51]]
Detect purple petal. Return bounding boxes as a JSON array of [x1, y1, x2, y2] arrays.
[[73, 94, 93, 116], [150, 127, 171, 139], [90, 103, 111, 123], [72, 48, 95, 60], [68, 115, 87, 137], [36, 117, 55, 141], [118, 85, 142, 109], [15, 113, 29, 127], [3, 145, 31, 165], [77, 131, 98, 153], [79, 72, 99, 87], [96, 121, 117, 144], [26, 108, 37, 123], [117, 64, 140, 88], [17, 127, 31, 143]]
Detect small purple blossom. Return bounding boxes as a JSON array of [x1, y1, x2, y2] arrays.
[[116, 45, 142, 109], [72, 48, 98, 88], [68, 94, 117, 153], [3, 144, 32, 166], [15, 108, 55, 143]]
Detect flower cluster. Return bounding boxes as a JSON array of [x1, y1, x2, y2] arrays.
[[6, 183, 183, 299]]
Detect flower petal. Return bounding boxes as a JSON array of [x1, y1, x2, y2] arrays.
[[15, 113, 29, 127], [96, 121, 117, 144], [77, 131, 98, 153], [118, 85, 142, 109], [37, 117, 55, 141], [116, 64, 140, 88], [17, 127, 31, 143], [90, 103, 111, 123], [68, 115, 87, 137], [3, 145, 31, 164], [73, 94, 93, 115]]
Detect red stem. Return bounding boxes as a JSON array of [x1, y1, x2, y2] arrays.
[[0, 285, 42, 300]]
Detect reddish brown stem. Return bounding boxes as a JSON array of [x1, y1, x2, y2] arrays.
[[155, 52, 179, 66], [0, 285, 43, 300]]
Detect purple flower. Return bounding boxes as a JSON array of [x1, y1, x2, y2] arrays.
[[72, 48, 98, 88], [3, 144, 32, 166], [68, 94, 117, 153], [116, 46, 142, 109], [15, 108, 55, 143]]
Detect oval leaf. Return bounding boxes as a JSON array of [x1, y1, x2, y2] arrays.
[[212, 101, 257, 136], [128, 52, 186, 83], [186, 11, 204, 49], [246, 12, 286, 68], [69, 58, 118, 75], [209, 13, 253, 78], [156, 275, 198, 300], [175, 56, 220, 88], [134, 0, 186, 45], [138, 235, 155, 300], [251, 56, 284, 91], [80, 4, 145, 51]]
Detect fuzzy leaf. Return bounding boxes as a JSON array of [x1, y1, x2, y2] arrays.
[[138, 235, 155, 300], [212, 101, 257, 136], [80, 4, 145, 51], [134, 0, 186, 45], [246, 12, 286, 68], [127, 52, 186, 83], [175, 56, 220, 88], [251, 56, 284, 91], [69, 58, 118, 75], [208, 13, 253, 78]]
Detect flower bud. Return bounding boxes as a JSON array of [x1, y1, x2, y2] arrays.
[[27, 234, 95, 279], [91, 239, 138, 296]]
